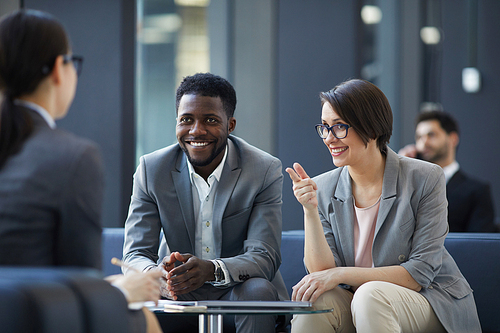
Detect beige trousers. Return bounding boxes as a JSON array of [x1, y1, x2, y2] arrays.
[[291, 281, 446, 333]]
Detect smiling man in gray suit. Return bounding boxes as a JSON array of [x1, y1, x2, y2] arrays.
[[123, 73, 288, 333]]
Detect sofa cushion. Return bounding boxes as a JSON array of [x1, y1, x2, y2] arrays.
[[444, 233, 500, 333], [0, 267, 131, 333], [280, 230, 306, 296], [102, 228, 127, 276], [0, 273, 84, 333]]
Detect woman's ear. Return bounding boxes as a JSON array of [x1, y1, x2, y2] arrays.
[[49, 55, 65, 85]]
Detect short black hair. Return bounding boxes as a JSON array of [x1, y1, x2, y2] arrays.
[[175, 73, 237, 118], [416, 110, 459, 135], [320, 79, 393, 155]]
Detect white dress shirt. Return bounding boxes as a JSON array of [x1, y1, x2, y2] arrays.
[[442, 160, 459, 184], [187, 146, 231, 286]]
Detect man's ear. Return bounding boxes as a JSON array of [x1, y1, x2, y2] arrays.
[[450, 131, 459, 148], [228, 117, 236, 134]]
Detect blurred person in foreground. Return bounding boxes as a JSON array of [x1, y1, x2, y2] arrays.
[[0, 9, 162, 333], [399, 110, 496, 232], [286, 79, 481, 332]]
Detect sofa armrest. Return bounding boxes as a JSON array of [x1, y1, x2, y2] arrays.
[[0, 277, 84, 333], [445, 233, 500, 333], [0, 267, 131, 333], [280, 230, 306, 297]]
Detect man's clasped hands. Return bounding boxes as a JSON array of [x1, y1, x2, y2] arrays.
[[155, 252, 216, 300]]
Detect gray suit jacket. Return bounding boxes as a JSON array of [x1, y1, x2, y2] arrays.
[[123, 135, 288, 300], [0, 107, 104, 268], [314, 148, 481, 333]]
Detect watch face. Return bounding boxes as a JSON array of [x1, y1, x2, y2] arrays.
[[215, 266, 223, 282], [213, 261, 222, 282]]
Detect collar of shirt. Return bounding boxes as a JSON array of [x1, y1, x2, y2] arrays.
[[13, 99, 56, 129], [187, 145, 228, 199], [442, 160, 459, 183]]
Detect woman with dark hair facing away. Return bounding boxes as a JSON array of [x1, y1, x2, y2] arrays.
[[0, 9, 102, 267], [286, 79, 481, 332], [0, 10, 163, 333]]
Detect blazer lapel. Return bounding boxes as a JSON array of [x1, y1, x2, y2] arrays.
[[212, 139, 241, 257], [332, 149, 400, 266], [332, 167, 356, 267], [171, 154, 196, 252], [375, 149, 398, 236]]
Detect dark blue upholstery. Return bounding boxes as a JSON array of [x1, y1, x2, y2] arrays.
[[102, 227, 127, 276], [280, 230, 306, 297], [0, 268, 131, 333], [57, 270, 131, 333], [0, 281, 34, 332], [444, 233, 500, 333], [0, 277, 83, 333]]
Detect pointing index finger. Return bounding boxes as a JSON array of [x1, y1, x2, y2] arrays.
[[285, 166, 301, 182], [293, 162, 310, 180]]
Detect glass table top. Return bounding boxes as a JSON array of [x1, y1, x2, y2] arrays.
[[146, 300, 333, 315]]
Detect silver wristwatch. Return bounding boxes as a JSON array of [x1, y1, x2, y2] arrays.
[[212, 260, 223, 283]]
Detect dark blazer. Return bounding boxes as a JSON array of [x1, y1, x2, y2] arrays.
[[447, 169, 496, 232], [0, 107, 104, 268], [123, 135, 288, 300], [314, 149, 481, 333]]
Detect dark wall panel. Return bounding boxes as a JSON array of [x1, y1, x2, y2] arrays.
[[277, 0, 360, 230], [24, 0, 135, 227], [440, 0, 500, 219]]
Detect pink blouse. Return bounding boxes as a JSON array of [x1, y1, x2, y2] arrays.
[[353, 197, 381, 267]]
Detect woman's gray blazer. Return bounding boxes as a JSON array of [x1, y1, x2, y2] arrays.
[[313, 148, 481, 333], [0, 107, 104, 268]]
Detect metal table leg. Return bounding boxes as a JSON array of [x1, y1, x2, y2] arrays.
[[199, 314, 223, 333]]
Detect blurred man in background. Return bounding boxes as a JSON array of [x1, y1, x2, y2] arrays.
[[399, 110, 496, 232]]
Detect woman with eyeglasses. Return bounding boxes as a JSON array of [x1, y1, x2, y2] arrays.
[[0, 8, 101, 267], [0, 9, 164, 333], [286, 79, 480, 333]]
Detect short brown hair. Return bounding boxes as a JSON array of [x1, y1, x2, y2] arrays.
[[320, 79, 393, 155]]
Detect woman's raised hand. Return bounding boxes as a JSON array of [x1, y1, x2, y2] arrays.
[[285, 162, 318, 211]]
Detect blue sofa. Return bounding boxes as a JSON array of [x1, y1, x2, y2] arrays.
[[102, 228, 500, 332], [0, 267, 131, 333]]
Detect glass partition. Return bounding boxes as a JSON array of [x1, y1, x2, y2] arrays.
[[135, 0, 210, 164]]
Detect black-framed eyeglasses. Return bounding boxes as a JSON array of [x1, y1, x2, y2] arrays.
[[63, 54, 84, 77], [315, 123, 351, 139], [41, 54, 84, 77]]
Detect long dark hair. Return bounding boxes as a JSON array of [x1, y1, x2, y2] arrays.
[[0, 9, 70, 168]]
